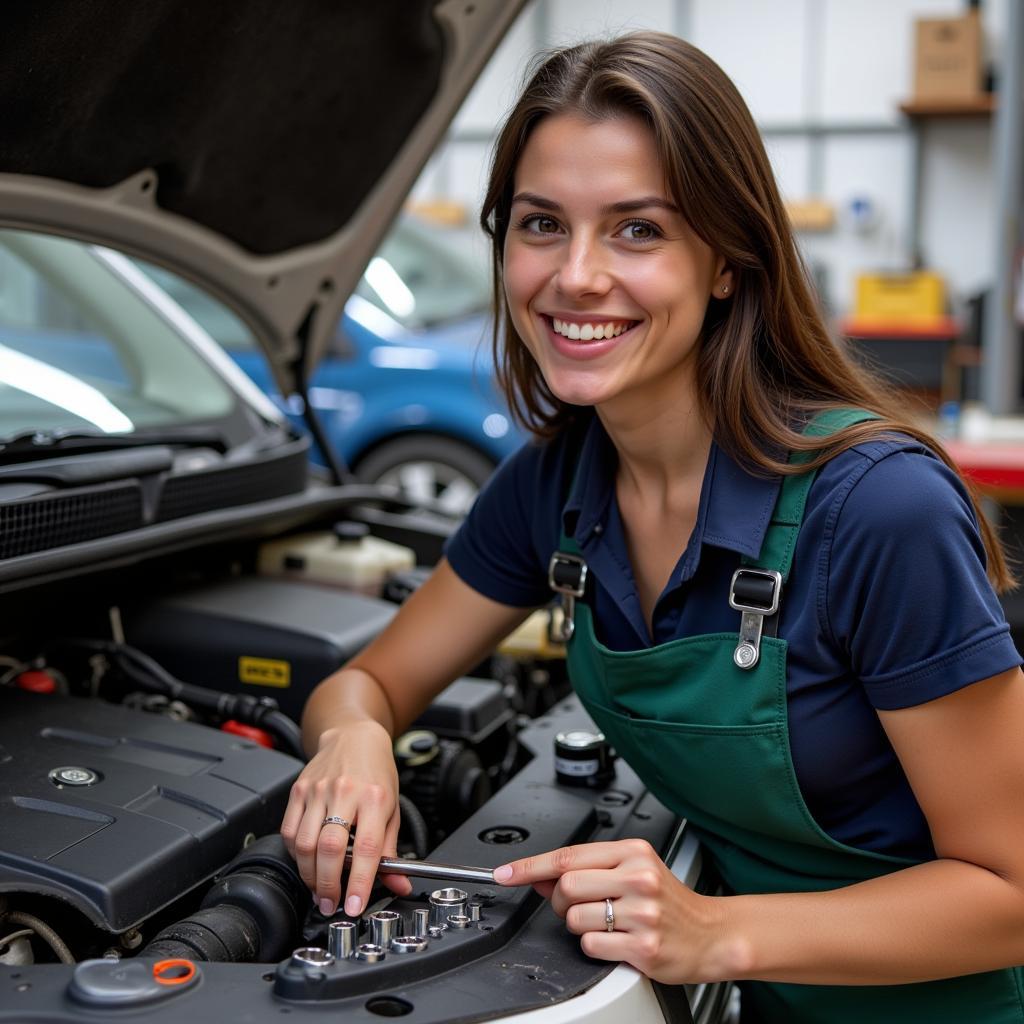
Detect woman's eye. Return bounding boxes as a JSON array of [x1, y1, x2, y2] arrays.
[[525, 215, 559, 234], [621, 220, 660, 242]]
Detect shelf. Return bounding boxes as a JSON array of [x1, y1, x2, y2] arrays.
[[898, 95, 996, 117], [838, 316, 961, 340]]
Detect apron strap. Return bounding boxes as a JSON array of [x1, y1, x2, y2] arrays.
[[732, 408, 880, 669]]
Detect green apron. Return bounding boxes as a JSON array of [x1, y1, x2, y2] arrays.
[[554, 409, 1024, 1023]]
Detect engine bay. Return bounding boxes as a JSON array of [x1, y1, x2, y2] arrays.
[[0, 517, 731, 1023]]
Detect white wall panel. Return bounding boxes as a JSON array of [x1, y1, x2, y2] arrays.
[[454, 4, 540, 132], [690, 0, 808, 123], [919, 119, 996, 298], [546, 0, 677, 45]]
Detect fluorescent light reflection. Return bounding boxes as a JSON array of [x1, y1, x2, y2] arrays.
[[0, 343, 134, 432], [363, 257, 416, 319]]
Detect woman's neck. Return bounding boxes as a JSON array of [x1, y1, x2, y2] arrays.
[[597, 387, 712, 501]]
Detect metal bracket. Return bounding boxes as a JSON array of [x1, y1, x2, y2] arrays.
[[728, 568, 782, 670], [547, 552, 588, 643]]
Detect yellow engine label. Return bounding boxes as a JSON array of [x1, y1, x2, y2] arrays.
[[238, 656, 291, 688]]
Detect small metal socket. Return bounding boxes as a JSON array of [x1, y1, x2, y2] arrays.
[[447, 914, 471, 929], [427, 925, 445, 939], [413, 908, 430, 938], [368, 910, 401, 948], [391, 935, 429, 954], [467, 902, 482, 922], [354, 943, 385, 963], [290, 947, 334, 969], [328, 920, 357, 959], [429, 887, 467, 929]]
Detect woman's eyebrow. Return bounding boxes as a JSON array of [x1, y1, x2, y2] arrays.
[[511, 192, 679, 215]]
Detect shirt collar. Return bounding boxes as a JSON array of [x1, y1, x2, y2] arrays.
[[561, 416, 781, 562]]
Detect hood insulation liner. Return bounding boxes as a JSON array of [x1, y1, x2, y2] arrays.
[[0, 0, 444, 255]]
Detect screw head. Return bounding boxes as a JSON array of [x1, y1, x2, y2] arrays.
[[734, 643, 758, 668]]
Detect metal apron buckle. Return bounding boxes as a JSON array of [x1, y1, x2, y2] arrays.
[[547, 552, 588, 643], [728, 568, 782, 669]]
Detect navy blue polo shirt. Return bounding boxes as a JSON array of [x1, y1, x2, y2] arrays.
[[446, 414, 1021, 861]]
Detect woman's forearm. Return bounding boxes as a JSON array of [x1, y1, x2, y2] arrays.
[[718, 858, 1024, 985], [299, 666, 398, 756]]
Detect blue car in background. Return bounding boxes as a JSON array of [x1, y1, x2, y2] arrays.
[[141, 216, 525, 515]]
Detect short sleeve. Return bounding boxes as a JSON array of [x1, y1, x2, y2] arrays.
[[444, 439, 559, 608], [822, 447, 1020, 710]]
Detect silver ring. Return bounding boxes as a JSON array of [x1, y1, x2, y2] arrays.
[[604, 898, 615, 933], [322, 815, 352, 830]]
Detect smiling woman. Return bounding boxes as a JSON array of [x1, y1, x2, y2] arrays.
[[285, 31, 1024, 1024]]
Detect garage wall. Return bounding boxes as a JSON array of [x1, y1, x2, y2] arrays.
[[411, 0, 1009, 319]]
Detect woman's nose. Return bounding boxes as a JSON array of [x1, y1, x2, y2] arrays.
[[554, 237, 612, 298]]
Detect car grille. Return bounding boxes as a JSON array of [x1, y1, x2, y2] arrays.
[[156, 445, 308, 522], [0, 483, 142, 560]]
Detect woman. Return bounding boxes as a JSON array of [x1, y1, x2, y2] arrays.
[[282, 32, 1024, 1022]]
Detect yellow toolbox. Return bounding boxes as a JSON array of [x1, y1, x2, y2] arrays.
[[853, 271, 946, 325]]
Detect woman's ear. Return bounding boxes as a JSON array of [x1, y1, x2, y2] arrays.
[[713, 262, 734, 300]]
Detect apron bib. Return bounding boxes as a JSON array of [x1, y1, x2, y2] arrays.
[[555, 410, 1024, 1023]]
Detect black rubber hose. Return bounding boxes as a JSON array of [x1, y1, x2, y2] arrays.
[[141, 836, 307, 963], [398, 794, 430, 860], [140, 904, 260, 962], [79, 640, 306, 760]]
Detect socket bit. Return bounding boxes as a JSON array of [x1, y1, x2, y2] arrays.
[[413, 908, 430, 938], [369, 910, 401, 948], [468, 902, 482, 921], [290, 947, 334, 969], [328, 920, 357, 959], [355, 943, 385, 963], [429, 887, 467, 929], [391, 935, 429, 954], [447, 914, 471, 929]]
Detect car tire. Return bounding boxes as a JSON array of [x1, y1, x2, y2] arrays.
[[354, 435, 497, 516]]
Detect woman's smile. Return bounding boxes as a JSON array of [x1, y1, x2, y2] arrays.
[[502, 113, 731, 415]]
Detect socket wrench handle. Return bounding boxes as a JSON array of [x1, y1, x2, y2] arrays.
[[344, 851, 496, 885]]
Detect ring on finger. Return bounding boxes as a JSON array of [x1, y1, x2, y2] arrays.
[[322, 815, 353, 831], [604, 898, 615, 933]]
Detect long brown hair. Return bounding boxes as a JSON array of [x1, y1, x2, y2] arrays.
[[480, 31, 1013, 590]]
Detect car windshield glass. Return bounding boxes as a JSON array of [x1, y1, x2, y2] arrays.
[[0, 230, 237, 442], [352, 216, 490, 331]]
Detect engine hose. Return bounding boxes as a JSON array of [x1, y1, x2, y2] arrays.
[[140, 835, 308, 963], [139, 904, 260, 963], [3, 911, 75, 964], [83, 641, 305, 760], [398, 794, 430, 860]]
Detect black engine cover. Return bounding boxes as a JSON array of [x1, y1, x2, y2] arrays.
[[0, 689, 301, 932]]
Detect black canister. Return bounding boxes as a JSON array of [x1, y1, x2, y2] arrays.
[[554, 729, 615, 787]]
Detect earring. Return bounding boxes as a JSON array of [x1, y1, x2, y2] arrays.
[[721, 284, 730, 296]]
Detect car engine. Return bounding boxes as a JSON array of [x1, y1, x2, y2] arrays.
[[0, 517, 732, 1023]]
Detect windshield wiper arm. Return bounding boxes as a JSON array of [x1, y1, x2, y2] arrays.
[[0, 427, 229, 464]]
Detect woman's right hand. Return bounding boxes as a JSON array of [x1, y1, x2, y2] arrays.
[[280, 718, 412, 918]]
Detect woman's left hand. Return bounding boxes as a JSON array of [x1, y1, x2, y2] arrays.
[[493, 839, 730, 984]]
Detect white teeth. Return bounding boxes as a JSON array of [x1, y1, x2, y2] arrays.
[[549, 317, 634, 341]]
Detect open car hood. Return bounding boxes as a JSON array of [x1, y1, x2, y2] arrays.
[[0, 0, 524, 394]]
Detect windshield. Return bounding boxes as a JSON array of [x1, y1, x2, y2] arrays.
[[352, 216, 489, 331], [0, 230, 238, 442]]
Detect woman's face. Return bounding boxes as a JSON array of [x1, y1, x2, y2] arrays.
[[503, 113, 730, 418]]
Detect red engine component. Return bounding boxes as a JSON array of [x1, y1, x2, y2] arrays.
[[220, 719, 275, 749], [15, 670, 57, 694]]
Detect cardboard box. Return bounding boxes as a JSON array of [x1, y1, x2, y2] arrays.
[[913, 11, 982, 101], [854, 271, 946, 325]]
